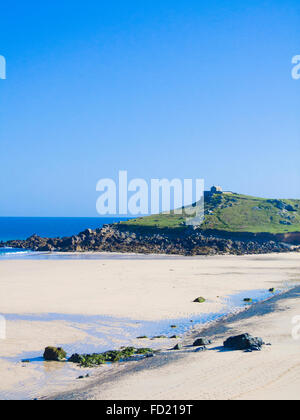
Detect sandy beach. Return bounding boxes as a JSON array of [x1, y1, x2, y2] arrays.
[[0, 252, 299, 400], [56, 285, 300, 401]]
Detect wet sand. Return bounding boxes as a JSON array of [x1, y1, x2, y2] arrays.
[[52, 286, 300, 401]]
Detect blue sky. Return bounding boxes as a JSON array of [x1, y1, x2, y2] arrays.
[[0, 0, 299, 216]]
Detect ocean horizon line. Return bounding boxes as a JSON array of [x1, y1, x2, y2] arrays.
[[0, 216, 133, 243]]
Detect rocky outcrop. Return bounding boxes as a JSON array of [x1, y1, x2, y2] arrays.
[[0, 224, 298, 256]]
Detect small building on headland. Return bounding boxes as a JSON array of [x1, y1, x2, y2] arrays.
[[204, 186, 233, 199], [210, 186, 223, 194]]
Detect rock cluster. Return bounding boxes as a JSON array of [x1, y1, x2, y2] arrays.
[[0, 224, 293, 256], [268, 200, 298, 212]]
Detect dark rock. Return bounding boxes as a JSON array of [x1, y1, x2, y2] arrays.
[[193, 338, 212, 347], [172, 344, 182, 351], [223, 334, 265, 351], [286, 205, 296, 212], [43, 347, 67, 361], [276, 201, 285, 210], [39, 244, 55, 251], [193, 297, 206, 303]]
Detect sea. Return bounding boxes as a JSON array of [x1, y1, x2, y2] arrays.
[[0, 217, 130, 257]]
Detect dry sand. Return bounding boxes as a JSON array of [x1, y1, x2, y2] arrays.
[[0, 253, 299, 319], [0, 252, 299, 400]]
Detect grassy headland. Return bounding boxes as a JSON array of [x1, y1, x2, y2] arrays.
[[122, 192, 300, 234]]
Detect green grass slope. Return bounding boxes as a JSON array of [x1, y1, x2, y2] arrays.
[[123, 193, 300, 234]]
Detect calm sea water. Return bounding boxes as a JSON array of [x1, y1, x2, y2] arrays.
[[0, 217, 130, 243]]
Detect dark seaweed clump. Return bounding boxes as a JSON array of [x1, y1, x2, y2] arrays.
[[68, 347, 154, 367]]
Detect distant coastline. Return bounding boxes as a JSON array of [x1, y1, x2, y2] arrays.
[[1, 223, 299, 257], [2, 190, 300, 257]]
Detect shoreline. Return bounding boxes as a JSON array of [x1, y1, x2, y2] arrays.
[[0, 249, 299, 261], [46, 285, 300, 401]]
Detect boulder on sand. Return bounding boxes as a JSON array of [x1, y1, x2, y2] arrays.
[[223, 334, 264, 351], [43, 347, 67, 361], [193, 338, 212, 346]]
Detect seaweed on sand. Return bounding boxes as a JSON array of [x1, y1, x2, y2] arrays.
[[68, 347, 154, 368]]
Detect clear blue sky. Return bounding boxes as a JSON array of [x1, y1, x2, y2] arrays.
[[0, 0, 299, 216]]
